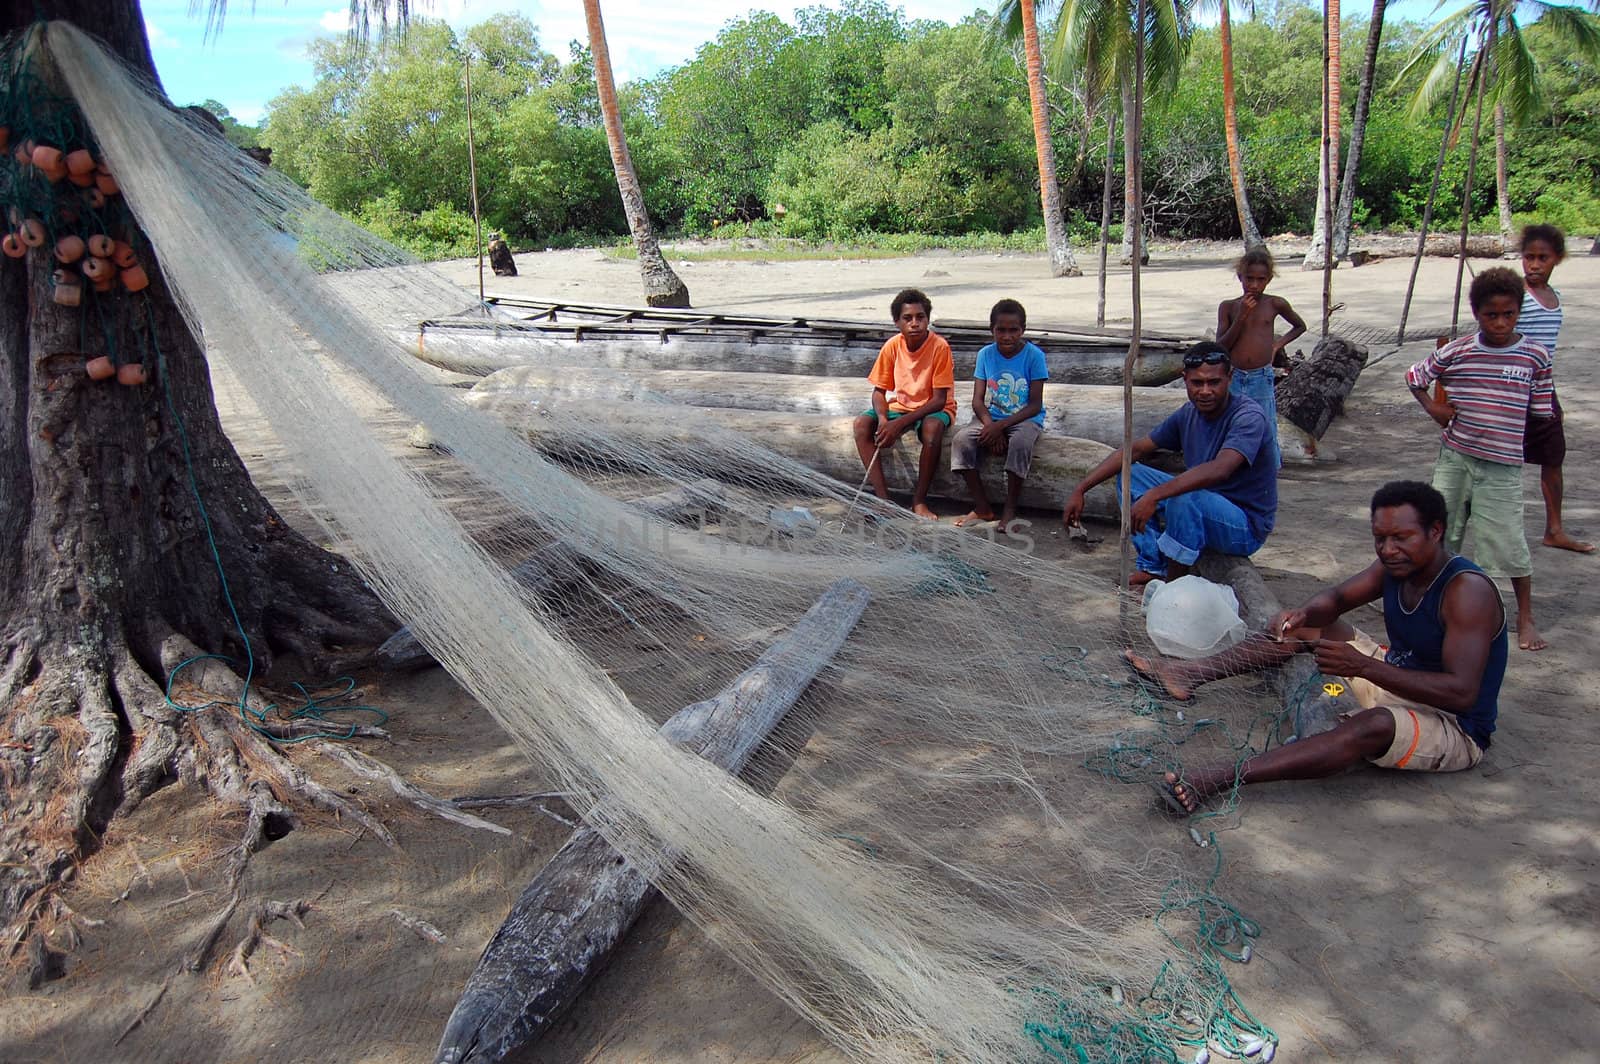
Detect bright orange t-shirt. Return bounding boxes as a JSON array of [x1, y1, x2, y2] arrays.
[[867, 333, 957, 417]]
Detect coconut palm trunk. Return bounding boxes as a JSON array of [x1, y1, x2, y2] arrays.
[[1219, 0, 1264, 249], [1332, 0, 1386, 261], [582, 0, 690, 307], [1494, 100, 1513, 250], [1119, 76, 1147, 265], [1451, 21, 1494, 333], [1021, 0, 1082, 276], [1097, 105, 1117, 327], [1304, 0, 1342, 270]]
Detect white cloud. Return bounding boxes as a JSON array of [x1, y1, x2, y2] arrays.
[[144, 19, 180, 50], [318, 10, 351, 33]]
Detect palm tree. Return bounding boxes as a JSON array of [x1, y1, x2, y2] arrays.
[[1398, 0, 1600, 251], [1331, 0, 1387, 261], [996, 0, 1185, 266], [1020, 0, 1083, 276], [1304, 0, 1343, 271], [582, 0, 690, 306]]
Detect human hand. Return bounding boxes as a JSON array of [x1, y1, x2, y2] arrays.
[[1312, 638, 1368, 679], [873, 419, 902, 448], [977, 421, 1006, 449], [1130, 492, 1160, 533], [1268, 608, 1308, 643], [1241, 294, 1259, 314], [1424, 397, 1457, 429], [1062, 491, 1085, 530]]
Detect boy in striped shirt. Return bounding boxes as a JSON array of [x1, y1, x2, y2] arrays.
[[1407, 267, 1555, 651]]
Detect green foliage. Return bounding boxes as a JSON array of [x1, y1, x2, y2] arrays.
[[257, 2, 1599, 256], [195, 99, 260, 148]]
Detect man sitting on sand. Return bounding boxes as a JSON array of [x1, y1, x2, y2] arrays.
[[1062, 341, 1276, 586], [1127, 481, 1507, 816], [853, 287, 957, 520]]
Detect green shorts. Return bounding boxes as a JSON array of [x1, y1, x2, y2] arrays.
[[859, 409, 952, 432], [1431, 445, 1531, 579]]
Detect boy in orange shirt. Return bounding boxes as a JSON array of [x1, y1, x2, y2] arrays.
[[852, 288, 957, 519]]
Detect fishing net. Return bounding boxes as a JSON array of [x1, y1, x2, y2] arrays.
[[6, 21, 1318, 1062]]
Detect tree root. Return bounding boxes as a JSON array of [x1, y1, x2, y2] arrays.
[[226, 898, 311, 984], [316, 743, 514, 837]]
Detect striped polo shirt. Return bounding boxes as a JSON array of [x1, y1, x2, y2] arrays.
[[1520, 288, 1563, 357], [1406, 332, 1555, 465]]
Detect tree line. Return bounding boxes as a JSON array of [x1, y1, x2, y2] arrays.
[[238, 2, 1600, 259]]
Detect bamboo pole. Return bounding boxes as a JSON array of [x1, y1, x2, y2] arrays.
[[1121, 0, 1148, 592], [1396, 35, 1469, 345], [1321, 0, 1334, 335], [464, 52, 485, 305]]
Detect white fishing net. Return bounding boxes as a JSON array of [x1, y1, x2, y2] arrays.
[[21, 21, 1303, 1062]]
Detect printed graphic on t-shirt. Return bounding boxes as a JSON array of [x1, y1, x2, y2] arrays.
[[987, 372, 1030, 416]]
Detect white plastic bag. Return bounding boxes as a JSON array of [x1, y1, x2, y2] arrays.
[[1142, 574, 1249, 659]]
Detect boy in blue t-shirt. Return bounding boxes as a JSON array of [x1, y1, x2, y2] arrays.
[[952, 299, 1049, 534]]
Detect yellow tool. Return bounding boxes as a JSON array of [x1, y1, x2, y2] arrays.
[[1322, 682, 1346, 698]]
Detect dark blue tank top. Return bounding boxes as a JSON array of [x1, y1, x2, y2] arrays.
[[1381, 555, 1506, 747]]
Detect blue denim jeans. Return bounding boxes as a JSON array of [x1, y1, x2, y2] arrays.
[[1230, 366, 1281, 469], [1117, 464, 1265, 576]]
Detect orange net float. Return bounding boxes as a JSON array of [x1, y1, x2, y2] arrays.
[[81, 256, 115, 283], [1, 233, 25, 259], [120, 265, 149, 292], [53, 280, 83, 307], [19, 218, 47, 247], [116, 363, 147, 387], [67, 169, 94, 188], [94, 173, 119, 196], [86, 356, 116, 381], [65, 148, 95, 176], [31, 144, 62, 169], [87, 233, 113, 258], [54, 235, 85, 263], [111, 240, 137, 268]]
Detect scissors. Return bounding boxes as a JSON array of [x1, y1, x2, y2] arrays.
[[1322, 682, 1346, 698]]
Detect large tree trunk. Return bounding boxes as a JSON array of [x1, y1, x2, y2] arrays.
[[1219, 0, 1264, 250], [1021, 0, 1081, 278], [1118, 76, 1148, 266], [1304, 0, 1342, 271], [582, 0, 689, 308], [1332, 0, 1386, 261], [0, 4, 391, 976], [1493, 100, 1513, 252]]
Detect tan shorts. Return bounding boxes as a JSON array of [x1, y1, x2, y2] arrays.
[[1341, 630, 1484, 773]]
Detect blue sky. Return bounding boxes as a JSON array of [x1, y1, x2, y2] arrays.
[[141, 0, 1445, 126]]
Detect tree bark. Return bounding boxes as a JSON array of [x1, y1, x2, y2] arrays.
[[1097, 106, 1117, 327], [1332, 0, 1386, 261], [1274, 336, 1368, 439], [1021, 0, 1081, 277], [1118, 76, 1148, 266], [434, 579, 869, 1064], [582, 0, 690, 308], [1304, 0, 1342, 271], [1493, 100, 1513, 252], [0, 5, 391, 947], [1219, 0, 1264, 250], [1451, 27, 1493, 335]]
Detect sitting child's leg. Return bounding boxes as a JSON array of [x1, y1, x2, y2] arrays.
[[852, 413, 892, 500], [911, 414, 948, 520], [999, 422, 1043, 532], [951, 419, 996, 526]]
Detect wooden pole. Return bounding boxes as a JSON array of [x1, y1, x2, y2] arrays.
[[1450, 24, 1493, 337], [464, 52, 485, 305], [1321, 0, 1334, 336], [1396, 35, 1469, 345], [1121, 0, 1148, 592], [1097, 105, 1117, 329], [433, 580, 870, 1064]]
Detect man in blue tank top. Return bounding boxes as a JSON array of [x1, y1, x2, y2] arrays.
[[1121, 481, 1509, 816]]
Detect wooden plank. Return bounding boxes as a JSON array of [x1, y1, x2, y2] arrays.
[[433, 579, 871, 1064]]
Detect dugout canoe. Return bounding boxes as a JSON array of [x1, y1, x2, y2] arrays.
[[414, 297, 1193, 387], [463, 392, 1122, 519], [472, 364, 1189, 452]]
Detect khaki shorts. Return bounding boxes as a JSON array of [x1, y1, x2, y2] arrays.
[[1342, 630, 1484, 773]]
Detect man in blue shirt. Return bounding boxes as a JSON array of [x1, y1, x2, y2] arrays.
[[1062, 341, 1277, 587]]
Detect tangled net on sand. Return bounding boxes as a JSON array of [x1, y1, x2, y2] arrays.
[[19, 20, 1305, 1061]]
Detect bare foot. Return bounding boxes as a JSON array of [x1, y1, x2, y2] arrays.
[[911, 502, 938, 521], [1122, 649, 1195, 702], [953, 510, 995, 528], [1158, 770, 1228, 817], [1542, 531, 1595, 553], [1517, 614, 1548, 652]]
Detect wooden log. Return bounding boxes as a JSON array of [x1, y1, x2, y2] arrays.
[[1274, 336, 1367, 463], [433, 578, 871, 1064], [472, 364, 1188, 453], [414, 324, 1188, 387], [376, 481, 730, 670], [466, 393, 1125, 520]]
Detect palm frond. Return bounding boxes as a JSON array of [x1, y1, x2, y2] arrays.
[[191, 2, 418, 43], [1529, 4, 1600, 58], [1489, 19, 1544, 120]]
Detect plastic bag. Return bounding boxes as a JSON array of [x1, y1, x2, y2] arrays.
[[1142, 574, 1249, 659]]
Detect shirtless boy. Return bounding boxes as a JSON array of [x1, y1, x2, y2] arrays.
[[1216, 249, 1306, 468]]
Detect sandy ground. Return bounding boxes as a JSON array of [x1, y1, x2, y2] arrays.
[[4, 240, 1598, 1063]]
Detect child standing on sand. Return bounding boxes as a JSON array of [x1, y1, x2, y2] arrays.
[[1517, 224, 1590, 553], [1216, 248, 1306, 468], [1407, 267, 1555, 652], [852, 288, 956, 519]]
